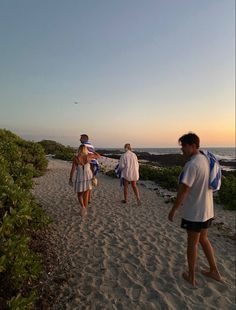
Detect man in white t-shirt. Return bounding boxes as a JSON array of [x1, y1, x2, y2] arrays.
[[168, 133, 223, 287], [119, 143, 141, 205]]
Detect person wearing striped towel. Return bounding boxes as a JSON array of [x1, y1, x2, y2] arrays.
[[80, 134, 99, 203], [168, 133, 223, 287]]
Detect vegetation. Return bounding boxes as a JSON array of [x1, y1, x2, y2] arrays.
[[139, 165, 182, 190], [38, 140, 236, 210], [216, 174, 236, 210], [0, 129, 51, 309], [106, 163, 236, 210], [106, 165, 182, 191], [38, 140, 76, 161]]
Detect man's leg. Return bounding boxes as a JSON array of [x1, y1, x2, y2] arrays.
[[183, 230, 200, 286], [122, 179, 129, 202], [131, 181, 141, 204], [199, 228, 223, 282]]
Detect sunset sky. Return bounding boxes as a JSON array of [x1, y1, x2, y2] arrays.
[[0, 0, 235, 147]]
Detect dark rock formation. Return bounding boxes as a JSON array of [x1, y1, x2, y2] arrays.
[[97, 149, 236, 173]]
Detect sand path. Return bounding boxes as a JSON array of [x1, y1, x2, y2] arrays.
[[32, 159, 235, 310]]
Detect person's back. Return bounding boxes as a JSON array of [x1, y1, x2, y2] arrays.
[[120, 150, 139, 182], [181, 153, 213, 222], [119, 144, 141, 204], [76, 161, 93, 182]]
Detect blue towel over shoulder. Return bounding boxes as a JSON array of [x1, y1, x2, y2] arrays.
[[200, 150, 221, 191], [179, 150, 221, 191]]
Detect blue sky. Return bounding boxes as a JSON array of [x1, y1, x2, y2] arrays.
[[0, 0, 235, 147]]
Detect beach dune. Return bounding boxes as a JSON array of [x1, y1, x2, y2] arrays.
[[32, 158, 236, 309]]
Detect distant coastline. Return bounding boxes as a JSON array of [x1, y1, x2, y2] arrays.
[[95, 147, 235, 158], [96, 148, 236, 174]]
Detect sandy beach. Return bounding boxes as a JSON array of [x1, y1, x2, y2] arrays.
[[32, 158, 236, 310]]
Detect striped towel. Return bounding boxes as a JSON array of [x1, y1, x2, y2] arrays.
[[83, 141, 95, 153], [200, 150, 221, 191], [83, 141, 99, 176], [115, 164, 124, 186], [178, 150, 222, 191]]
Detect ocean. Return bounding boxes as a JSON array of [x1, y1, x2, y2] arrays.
[[100, 147, 235, 161], [98, 147, 235, 171], [133, 147, 235, 161]]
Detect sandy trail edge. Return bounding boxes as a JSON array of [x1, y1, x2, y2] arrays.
[[32, 159, 236, 310]]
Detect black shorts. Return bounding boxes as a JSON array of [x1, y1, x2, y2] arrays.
[[181, 218, 214, 233]]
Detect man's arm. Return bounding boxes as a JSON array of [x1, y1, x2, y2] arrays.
[[168, 183, 190, 221]]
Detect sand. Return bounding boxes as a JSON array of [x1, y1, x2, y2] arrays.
[[32, 158, 236, 310]]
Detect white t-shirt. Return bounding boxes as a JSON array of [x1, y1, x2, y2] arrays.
[[119, 150, 139, 181], [181, 153, 214, 222]]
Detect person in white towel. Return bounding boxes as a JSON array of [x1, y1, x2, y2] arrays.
[[119, 143, 141, 205], [168, 133, 223, 287]]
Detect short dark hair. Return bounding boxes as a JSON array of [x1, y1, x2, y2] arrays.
[[80, 134, 89, 140], [178, 133, 200, 148]]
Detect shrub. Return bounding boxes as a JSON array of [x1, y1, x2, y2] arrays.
[[139, 165, 182, 190], [105, 170, 117, 178], [106, 161, 236, 210], [105, 164, 182, 191], [217, 175, 236, 210], [0, 129, 50, 308], [37, 139, 66, 154], [54, 150, 74, 161], [38, 139, 75, 161]]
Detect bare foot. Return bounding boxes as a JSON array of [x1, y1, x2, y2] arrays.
[[80, 207, 87, 216], [182, 272, 196, 287], [201, 269, 224, 283], [137, 199, 141, 206]]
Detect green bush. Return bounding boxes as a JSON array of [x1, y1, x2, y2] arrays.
[[54, 150, 74, 161], [105, 164, 182, 190], [217, 175, 236, 210], [37, 139, 67, 154], [139, 165, 182, 190], [0, 130, 48, 178], [106, 161, 236, 210], [19, 141, 48, 176], [38, 139, 75, 161], [7, 291, 37, 310], [0, 129, 50, 308], [105, 170, 117, 178]]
